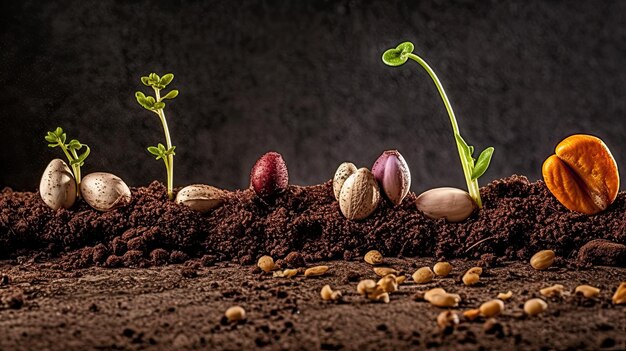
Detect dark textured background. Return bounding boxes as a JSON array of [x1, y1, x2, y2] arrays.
[[1, 0, 625, 192]]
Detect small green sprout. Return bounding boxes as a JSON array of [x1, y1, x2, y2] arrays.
[[135, 73, 179, 200], [382, 41, 494, 208], [44, 127, 91, 196]]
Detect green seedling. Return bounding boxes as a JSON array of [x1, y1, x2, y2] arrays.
[[135, 73, 179, 200], [44, 127, 91, 196], [382, 42, 494, 208]]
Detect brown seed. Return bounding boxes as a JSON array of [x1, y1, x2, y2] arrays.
[[479, 299, 505, 318], [466, 267, 483, 276], [304, 265, 329, 277], [540, 284, 565, 297], [424, 288, 447, 302], [524, 298, 548, 316], [374, 267, 399, 277], [377, 275, 398, 293], [429, 293, 459, 308], [612, 282, 626, 305], [357, 279, 377, 296], [433, 262, 453, 277], [530, 250, 555, 270], [364, 250, 384, 265], [463, 309, 481, 321], [412, 267, 434, 284], [396, 275, 407, 285], [575, 284, 600, 298], [462, 273, 480, 286], [257, 255, 275, 273], [437, 310, 460, 330], [497, 291, 513, 300], [225, 306, 246, 322]]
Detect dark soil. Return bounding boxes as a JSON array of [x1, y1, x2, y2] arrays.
[[0, 259, 624, 350], [1, 175, 625, 269]]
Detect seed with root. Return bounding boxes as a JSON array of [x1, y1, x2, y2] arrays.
[[466, 267, 483, 276], [612, 282, 626, 305], [304, 265, 329, 277], [497, 291, 513, 300], [575, 285, 600, 298], [374, 267, 398, 277], [429, 293, 459, 308], [530, 250, 555, 270], [433, 262, 453, 277], [377, 275, 398, 293], [225, 306, 246, 322], [463, 309, 481, 321], [364, 250, 384, 265], [479, 299, 504, 318], [357, 279, 377, 296], [257, 255, 275, 273], [437, 310, 460, 330], [320, 285, 342, 301], [412, 267, 434, 284], [462, 273, 480, 286], [540, 284, 565, 297], [524, 298, 548, 316]]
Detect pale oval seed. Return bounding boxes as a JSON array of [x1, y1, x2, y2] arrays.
[[412, 267, 434, 284], [320, 285, 333, 300], [466, 267, 483, 276], [524, 298, 548, 316], [377, 275, 398, 293], [283, 269, 298, 278], [225, 306, 246, 322], [463, 309, 481, 321], [304, 265, 329, 277], [497, 291, 513, 300], [424, 288, 447, 302], [479, 299, 505, 318], [433, 262, 453, 277], [575, 284, 600, 298], [540, 284, 565, 297], [462, 273, 480, 286], [257, 255, 275, 273], [357, 279, 377, 295], [364, 250, 384, 265], [530, 250, 555, 270], [429, 293, 458, 308], [612, 282, 626, 305]]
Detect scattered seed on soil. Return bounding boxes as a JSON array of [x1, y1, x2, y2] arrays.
[[257, 255, 275, 273], [524, 298, 548, 316], [364, 250, 384, 265], [225, 306, 246, 322], [612, 282, 626, 305], [304, 265, 329, 277], [466, 267, 483, 276], [463, 309, 481, 321], [433, 262, 453, 277], [429, 293, 459, 308], [479, 299, 505, 318], [412, 267, 434, 284], [437, 310, 459, 330], [575, 285, 600, 298], [497, 291, 513, 300], [540, 284, 565, 298], [374, 267, 398, 277], [530, 250, 555, 270], [463, 273, 480, 286]]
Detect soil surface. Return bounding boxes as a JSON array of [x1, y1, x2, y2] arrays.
[[1, 258, 624, 350], [1, 176, 626, 269]]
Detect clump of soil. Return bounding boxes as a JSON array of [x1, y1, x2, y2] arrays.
[[0, 175, 625, 268]]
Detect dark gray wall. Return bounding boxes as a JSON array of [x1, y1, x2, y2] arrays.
[[1, 0, 625, 192]]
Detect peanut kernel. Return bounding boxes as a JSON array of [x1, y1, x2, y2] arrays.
[[437, 310, 460, 330], [282, 269, 298, 278], [304, 265, 329, 277], [462, 273, 480, 286], [225, 306, 246, 322], [374, 267, 398, 277], [429, 293, 459, 308], [530, 250, 555, 270], [412, 267, 434, 284], [424, 288, 447, 302], [540, 284, 565, 297], [524, 298, 548, 316], [612, 282, 626, 305], [364, 250, 384, 265], [463, 309, 481, 321], [466, 267, 483, 276], [257, 255, 275, 273], [433, 262, 453, 277], [575, 284, 600, 298], [320, 285, 341, 301], [479, 299, 504, 318], [497, 291, 513, 300], [357, 279, 377, 296], [377, 274, 398, 293]]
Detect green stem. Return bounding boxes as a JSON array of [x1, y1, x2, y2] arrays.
[[153, 87, 174, 200], [407, 53, 482, 208], [59, 143, 82, 197]]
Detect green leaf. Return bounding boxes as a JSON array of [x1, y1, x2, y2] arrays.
[[47, 143, 58, 148], [147, 146, 161, 156], [59, 133, 67, 144], [161, 90, 178, 100], [54, 127, 64, 136], [154, 101, 165, 110], [160, 74, 174, 87], [157, 143, 166, 151], [468, 145, 474, 156], [141, 76, 150, 86], [44, 135, 57, 143], [165, 145, 176, 156], [77, 145, 90, 163], [67, 139, 81, 150], [471, 147, 495, 180], [382, 41, 414, 67]]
